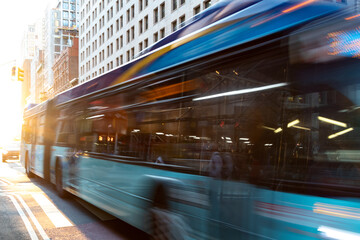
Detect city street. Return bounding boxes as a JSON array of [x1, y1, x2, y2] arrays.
[[0, 158, 147, 240]]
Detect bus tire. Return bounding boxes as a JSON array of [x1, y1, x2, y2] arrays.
[[150, 185, 189, 240], [55, 159, 68, 198], [25, 153, 34, 178]]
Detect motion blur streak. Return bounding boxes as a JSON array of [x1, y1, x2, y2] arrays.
[[193, 82, 288, 101], [328, 128, 354, 139], [345, 14, 360, 21], [282, 0, 316, 13], [318, 226, 360, 240], [314, 203, 360, 220]]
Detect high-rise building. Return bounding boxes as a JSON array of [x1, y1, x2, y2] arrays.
[[21, 25, 37, 62], [30, 48, 46, 103], [78, 0, 219, 83], [53, 38, 79, 96], [43, 0, 80, 99], [20, 19, 44, 107]]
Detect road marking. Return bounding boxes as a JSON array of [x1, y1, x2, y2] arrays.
[[0, 178, 13, 185], [0, 181, 7, 186], [14, 194, 50, 240], [8, 195, 39, 240], [32, 193, 73, 228]]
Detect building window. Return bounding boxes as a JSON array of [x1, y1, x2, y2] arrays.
[[120, 16, 123, 28], [153, 32, 158, 42], [131, 4, 135, 19], [160, 27, 165, 38], [131, 47, 134, 59], [144, 15, 148, 30], [144, 38, 148, 48], [204, 0, 211, 9], [139, 0, 143, 12], [160, 2, 165, 19], [139, 20, 143, 34], [193, 5, 200, 16], [180, 0, 185, 5], [139, 42, 143, 51], [171, 20, 177, 32], [179, 15, 185, 27], [127, 29, 130, 43], [172, 0, 177, 10], [63, 19, 69, 27], [154, 8, 158, 24], [131, 26, 135, 40]]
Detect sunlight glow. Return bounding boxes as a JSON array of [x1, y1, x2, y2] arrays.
[[0, 80, 22, 145]]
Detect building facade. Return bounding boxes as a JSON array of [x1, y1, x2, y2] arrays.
[[21, 20, 44, 107], [53, 38, 79, 96], [78, 0, 220, 83], [30, 48, 46, 103], [43, 0, 80, 99]]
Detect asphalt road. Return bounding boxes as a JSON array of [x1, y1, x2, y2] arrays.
[[0, 159, 148, 240]]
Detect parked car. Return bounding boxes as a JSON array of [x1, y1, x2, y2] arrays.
[[2, 141, 20, 162]]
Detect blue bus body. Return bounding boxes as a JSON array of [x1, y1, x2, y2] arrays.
[[21, 1, 360, 239]]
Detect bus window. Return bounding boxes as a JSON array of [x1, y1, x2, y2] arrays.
[[23, 120, 31, 144], [77, 114, 118, 154], [36, 114, 46, 145], [56, 120, 75, 146]]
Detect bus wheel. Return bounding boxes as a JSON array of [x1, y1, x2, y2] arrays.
[[25, 153, 34, 178], [55, 160, 68, 198], [150, 185, 189, 240]]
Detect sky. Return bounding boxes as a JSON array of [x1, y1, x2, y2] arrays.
[[0, 0, 56, 143]]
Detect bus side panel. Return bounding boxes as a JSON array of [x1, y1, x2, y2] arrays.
[[49, 146, 70, 185], [66, 155, 213, 238], [69, 155, 151, 232], [20, 143, 30, 167], [255, 189, 360, 240], [212, 180, 261, 240], [32, 144, 45, 178]]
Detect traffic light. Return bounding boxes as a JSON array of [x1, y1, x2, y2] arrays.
[[11, 66, 16, 77], [17, 67, 24, 81]]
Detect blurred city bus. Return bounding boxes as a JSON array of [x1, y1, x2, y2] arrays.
[[20, 0, 360, 239]]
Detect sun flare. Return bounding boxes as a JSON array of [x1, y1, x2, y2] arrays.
[[0, 79, 22, 145]]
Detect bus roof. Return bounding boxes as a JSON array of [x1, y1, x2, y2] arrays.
[[50, 0, 344, 106]]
